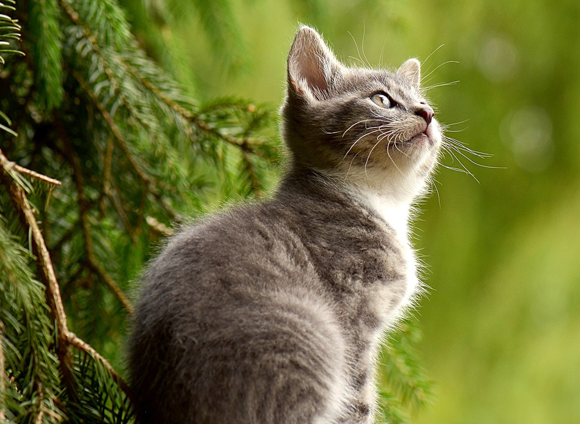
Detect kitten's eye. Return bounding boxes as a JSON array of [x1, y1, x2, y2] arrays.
[[371, 93, 391, 108]]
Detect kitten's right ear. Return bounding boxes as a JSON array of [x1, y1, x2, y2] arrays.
[[397, 58, 421, 89], [287, 26, 342, 101]]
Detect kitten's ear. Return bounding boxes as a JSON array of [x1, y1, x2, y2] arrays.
[[397, 58, 421, 89], [287, 26, 342, 100]]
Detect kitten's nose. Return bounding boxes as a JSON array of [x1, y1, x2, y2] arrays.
[[415, 105, 434, 125]]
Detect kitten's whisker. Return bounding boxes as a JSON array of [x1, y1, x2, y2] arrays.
[[393, 141, 410, 158], [348, 31, 372, 69], [440, 163, 473, 176], [442, 128, 468, 133], [439, 120, 470, 134], [445, 142, 504, 170], [348, 56, 369, 68], [443, 136, 492, 159], [343, 128, 383, 160], [385, 141, 405, 177], [360, 26, 373, 69], [423, 80, 460, 92], [446, 149, 480, 183], [342, 119, 379, 137], [422, 44, 445, 68], [421, 60, 460, 82], [364, 137, 386, 178], [323, 128, 341, 135], [441, 119, 470, 128], [431, 177, 442, 209], [345, 151, 361, 179]]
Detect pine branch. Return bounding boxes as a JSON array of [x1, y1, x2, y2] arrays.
[[0, 147, 134, 411], [0, 149, 70, 347], [0, 148, 78, 420], [0, 0, 24, 65], [60, 0, 268, 154], [28, 0, 64, 111], [378, 318, 435, 419], [0, 158, 62, 186], [67, 70, 184, 228], [67, 333, 133, 402], [58, 126, 134, 315]]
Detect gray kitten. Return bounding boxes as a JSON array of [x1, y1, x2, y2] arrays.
[[128, 26, 442, 424]]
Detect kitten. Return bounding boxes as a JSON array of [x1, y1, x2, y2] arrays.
[[128, 25, 442, 424]]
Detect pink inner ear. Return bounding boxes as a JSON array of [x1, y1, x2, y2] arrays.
[[299, 56, 328, 93], [288, 26, 341, 99]]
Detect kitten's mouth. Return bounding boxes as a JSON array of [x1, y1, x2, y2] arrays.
[[385, 123, 438, 151], [398, 129, 431, 147], [405, 124, 436, 146]]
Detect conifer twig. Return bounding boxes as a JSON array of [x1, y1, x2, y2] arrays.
[[0, 158, 62, 186], [34, 384, 44, 424], [57, 129, 135, 315], [241, 151, 264, 197], [60, 0, 263, 153], [0, 148, 74, 390], [0, 149, 69, 338], [0, 148, 134, 403], [70, 70, 158, 191], [67, 333, 134, 401], [70, 69, 180, 220]]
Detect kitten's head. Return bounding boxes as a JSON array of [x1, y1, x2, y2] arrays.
[[281, 26, 442, 202]]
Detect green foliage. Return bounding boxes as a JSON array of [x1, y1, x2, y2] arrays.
[[0, 0, 23, 65], [28, 0, 63, 111], [378, 319, 434, 424], [63, 350, 133, 424], [0, 212, 65, 423]]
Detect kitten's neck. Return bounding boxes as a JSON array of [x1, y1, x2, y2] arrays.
[[279, 165, 415, 239]]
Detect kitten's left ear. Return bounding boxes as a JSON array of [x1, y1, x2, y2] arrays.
[[287, 26, 343, 100], [397, 58, 421, 89]]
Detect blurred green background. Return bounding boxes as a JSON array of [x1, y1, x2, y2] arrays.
[[130, 0, 580, 422]]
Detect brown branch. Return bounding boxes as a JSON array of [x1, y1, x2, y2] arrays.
[[86, 258, 134, 315], [100, 139, 138, 243], [51, 220, 81, 254], [0, 148, 74, 396], [60, 0, 262, 151], [71, 69, 181, 221], [0, 149, 70, 338], [58, 1, 175, 196], [99, 138, 114, 217], [34, 410, 43, 424], [67, 333, 134, 401], [70, 70, 158, 191], [33, 383, 44, 424], [1, 160, 62, 186], [0, 148, 134, 404]]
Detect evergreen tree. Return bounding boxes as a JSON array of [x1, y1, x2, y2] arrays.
[[0, 0, 432, 422]]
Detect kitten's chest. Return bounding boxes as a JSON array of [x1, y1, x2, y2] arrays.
[[318, 190, 419, 330]]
